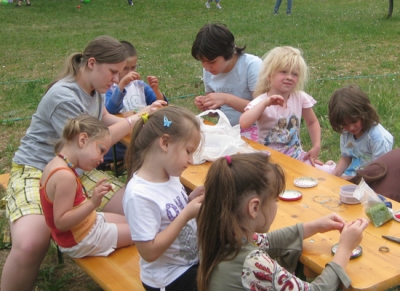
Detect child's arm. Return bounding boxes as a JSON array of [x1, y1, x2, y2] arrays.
[[53, 176, 112, 231], [146, 76, 165, 101], [134, 195, 204, 262], [240, 95, 285, 129], [200, 92, 250, 112], [332, 156, 351, 177], [302, 213, 345, 238], [302, 107, 321, 164], [105, 87, 125, 114]]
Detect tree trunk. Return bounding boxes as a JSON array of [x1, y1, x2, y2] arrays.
[[388, 0, 394, 18]]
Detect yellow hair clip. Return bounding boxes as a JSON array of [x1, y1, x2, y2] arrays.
[[140, 113, 149, 124]]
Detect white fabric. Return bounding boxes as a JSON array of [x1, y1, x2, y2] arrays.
[[203, 53, 262, 126], [340, 124, 393, 176], [110, 80, 147, 112], [59, 213, 118, 258], [123, 174, 198, 288]]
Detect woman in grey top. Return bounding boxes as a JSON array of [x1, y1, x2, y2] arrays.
[[1, 35, 165, 291]]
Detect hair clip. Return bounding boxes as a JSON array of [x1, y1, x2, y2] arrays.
[[225, 155, 232, 165], [164, 116, 172, 127], [140, 113, 149, 124]]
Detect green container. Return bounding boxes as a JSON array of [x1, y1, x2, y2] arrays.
[[2, 0, 9, 5], [83, 0, 90, 3]]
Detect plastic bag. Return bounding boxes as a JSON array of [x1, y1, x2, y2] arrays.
[[353, 178, 392, 227], [195, 110, 256, 162]]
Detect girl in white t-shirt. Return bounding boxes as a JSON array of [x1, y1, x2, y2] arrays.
[[123, 106, 204, 291], [240, 46, 334, 172]]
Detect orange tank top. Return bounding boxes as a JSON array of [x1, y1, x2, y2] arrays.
[[39, 167, 96, 248]]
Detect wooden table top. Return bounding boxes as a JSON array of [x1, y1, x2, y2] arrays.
[[181, 139, 400, 291], [118, 113, 400, 290]]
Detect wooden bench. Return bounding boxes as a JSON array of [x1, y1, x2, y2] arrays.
[[0, 173, 144, 291], [73, 245, 144, 291]]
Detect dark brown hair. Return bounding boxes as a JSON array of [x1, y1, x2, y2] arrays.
[[125, 106, 200, 182], [120, 40, 137, 57], [191, 23, 245, 61], [328, 85, 380, 133], [349, 162, 387, 186], [197, 153, 285, 291]]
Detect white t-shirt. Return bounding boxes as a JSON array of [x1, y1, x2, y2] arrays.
[[203, 53, 262, 126], [123, 174, 198, 288], [340, 124, 393, 176]]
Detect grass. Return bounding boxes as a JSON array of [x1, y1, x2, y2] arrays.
[[0, 0, 399, 289]]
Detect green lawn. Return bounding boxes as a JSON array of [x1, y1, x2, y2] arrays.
[[0, 0, 399, 289]]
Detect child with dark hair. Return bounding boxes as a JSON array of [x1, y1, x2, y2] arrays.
[[101, 40, 168, 171], [328, 85, 393, 179], [197, 152, 368, 291], [192, 23, 262, 141]]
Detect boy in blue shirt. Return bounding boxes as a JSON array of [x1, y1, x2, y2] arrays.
[[100, 41, 168, 172]]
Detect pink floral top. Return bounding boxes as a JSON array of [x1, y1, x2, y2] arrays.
[[241, 233, 311, 290]]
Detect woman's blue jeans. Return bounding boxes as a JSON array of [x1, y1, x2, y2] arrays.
[[274, 0, 292, 14]]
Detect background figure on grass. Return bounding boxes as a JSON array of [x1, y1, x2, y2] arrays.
[[1, 35, 164, 291], [350, 148, 400, 203], [40, 115, 132, 258], [101, 40, 168, 172], [16, 0, 31, 7], [192, 23, 262, 142], [123, 106, 204, 291], [205, 0, 222, 9], [274, 0, 292, 15], [197, 152, 369, 291], [328, 85, 393, 180], [240, 46, 335, 172]]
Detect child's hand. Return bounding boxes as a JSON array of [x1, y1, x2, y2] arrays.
[[267, 94, 285, 107], [202, 92, 225, 110], [304, 146, 321, 167], [90, 178, 113, 208], [119, 71, 141, 90], [188, 185, 204, 202], [183, 194, 204, 220], [147, 76, 159, 91], [136, 100, 167, 116], [194, 95, 208, 111], [315, 213, 346, 233], [339, 218, 369, 250]]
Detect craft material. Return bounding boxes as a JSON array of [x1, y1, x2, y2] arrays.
[[393, 210, 400, 222], [382, 235, 400, 244], [279, 190, 302, 201], [339, 185, 360, 204], [294, 177, 318, 188], [331, 243, 362, 259], [365, 203, 392, 227]]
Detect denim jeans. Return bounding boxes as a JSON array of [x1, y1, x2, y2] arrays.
[[274, 0, 292, 14]]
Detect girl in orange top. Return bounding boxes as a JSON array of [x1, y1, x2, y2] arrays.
[[40, 114, 132, 258]]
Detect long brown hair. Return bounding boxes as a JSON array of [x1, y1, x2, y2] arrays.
[[48, 36, 128, 90], [124, 106, 200, 182], [197, 153, 285, 291]]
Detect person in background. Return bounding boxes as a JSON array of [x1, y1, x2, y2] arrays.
[[197, 152, 369, 291], [328, 85, 393, 180], [205, 0, 222, 9], [101, 40, 168, 172], [191, 23, 262, 142], [16, 0, 31, 7], [274, 0, 292, 15], [1, 35, 164, 291]]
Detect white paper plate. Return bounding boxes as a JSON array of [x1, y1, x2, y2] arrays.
[[279, 190, 302, 201], [294, 177, 318, 188]]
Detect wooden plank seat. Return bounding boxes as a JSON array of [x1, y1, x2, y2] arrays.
[[0, 173, 144, 290]]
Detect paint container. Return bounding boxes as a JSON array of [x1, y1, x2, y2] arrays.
[[340, 185, 360, 204]]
